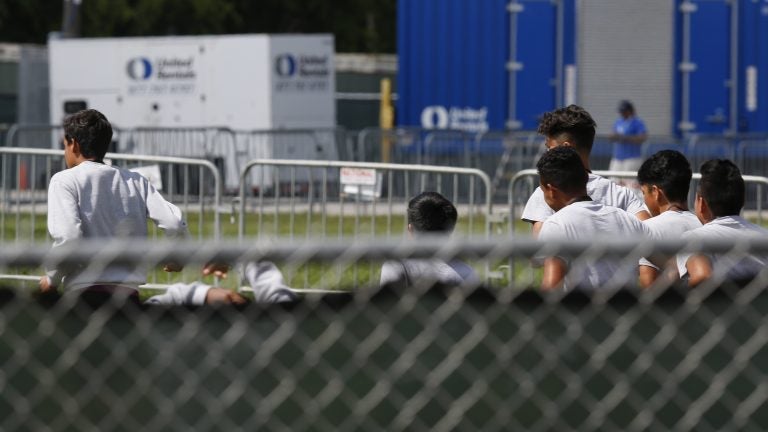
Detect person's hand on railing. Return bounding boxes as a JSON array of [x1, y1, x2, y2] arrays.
[[204, 287, 248, 305], [163, 262, 184, 272], [202, 262, 230, 279]]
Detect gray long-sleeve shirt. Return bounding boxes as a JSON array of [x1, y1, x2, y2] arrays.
[[46, 161, 188, 291]]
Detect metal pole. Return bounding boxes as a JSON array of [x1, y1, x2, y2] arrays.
[[507, 0, 521, 130], [555, 0, 565, 107], [729, 0, 739, 135]]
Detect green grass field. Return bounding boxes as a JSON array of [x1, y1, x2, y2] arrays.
[[2, 210, 534, 299], [10, 209, 765, 298]]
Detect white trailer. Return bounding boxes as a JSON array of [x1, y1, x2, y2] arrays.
[[48, 34, 338, 191]]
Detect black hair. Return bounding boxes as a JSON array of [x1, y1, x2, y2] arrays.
[[618, 100, 635, 114], [536, 146, 589, 194], [637, 150, 692, 202], [63, 109, 113, 161], [537, 104, 596, 153], [698, 159, 745, 217], [407, 191, 458, 233]]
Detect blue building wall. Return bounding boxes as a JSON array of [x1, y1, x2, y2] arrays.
[[399, 0, 768, 135]]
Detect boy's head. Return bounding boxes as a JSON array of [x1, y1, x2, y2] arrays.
[[407, 192, 458, 234], [537, 105, 596, 154], [637, 150, 692, 216], [63, 109, 113, 165], [536, 146, 589, 212], [696, 159, 745, 222]]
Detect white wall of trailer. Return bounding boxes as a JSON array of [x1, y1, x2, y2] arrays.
[[48, 34, 337, 191], [49, 34, 335, 130]]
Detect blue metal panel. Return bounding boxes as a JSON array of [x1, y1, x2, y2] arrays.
[[514, 1, 558, 130], [396, 0, 509, 132], [739, 0, 768, 132], [679, 0, 732, 134]]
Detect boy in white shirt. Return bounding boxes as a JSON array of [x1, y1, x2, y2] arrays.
[[379, 191, 478, 289], [536, 147, 650, 291], [521, 105, 649, 236], [677, 160, 768, 287], [636, 150, 702, 287], [40, 109, 189, 304]]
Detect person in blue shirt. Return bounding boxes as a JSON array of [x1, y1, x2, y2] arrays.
[[609, 100, 648, 184]]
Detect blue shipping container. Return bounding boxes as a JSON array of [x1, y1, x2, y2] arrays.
[[397, 0, 575, 133], [397, 0, 509, 132]]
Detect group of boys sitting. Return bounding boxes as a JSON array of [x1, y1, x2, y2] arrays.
[[525, 105, 768, 291]]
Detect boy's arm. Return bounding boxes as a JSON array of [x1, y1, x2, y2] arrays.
[[144, 182, 188, 238], [145, 282, 211, 305], [144, 282, 248, 306], [530, 221, 543, 237], [45, 177, 83, 288], [541, 257, 567, 291], [634, 210, 651, 221], [521, 188, 552, 238], [638, 265, 658, 289], [685, 254, 713, 288]]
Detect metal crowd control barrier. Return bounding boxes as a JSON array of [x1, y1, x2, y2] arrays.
[[0, 147, 223, 243], [6, 123, 65, 149], [237, 159, 493, 240], [6, 125, 349, 194], [507, 169, 768, 235]]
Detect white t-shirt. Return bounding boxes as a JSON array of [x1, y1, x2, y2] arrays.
[[537, 201, 650, 290], [46, 161, 188, 291], [676, 216, 768, 282], [379, 259, 479, 288], [639, 210, 702, 269], [522, 173, 646, 224]]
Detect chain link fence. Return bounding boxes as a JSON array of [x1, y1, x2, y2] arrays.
[[1, 237, 768, 430]]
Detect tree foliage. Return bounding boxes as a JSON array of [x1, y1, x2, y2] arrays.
[[0, 0, 395, 53]]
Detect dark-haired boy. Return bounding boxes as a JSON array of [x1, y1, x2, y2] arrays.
[[636, 150, 701, 287], [522, 105, 649, 236], [536, 147, 650, 291], [379, 191, 478, 288], [677, 160, 768, 287], [40, 109, 188, 301]]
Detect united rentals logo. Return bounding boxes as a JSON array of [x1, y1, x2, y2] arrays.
[[126, 57, 153, 80], [125, 57, 196, 81], [421, 105, 489, 133], [275, 54, 297, 77], [274, 53, 330, 92], [125, 56, 196, 96]]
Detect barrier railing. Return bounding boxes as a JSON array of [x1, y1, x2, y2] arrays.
[[237, 159, 494, 240], [507, 169, 768, 235]]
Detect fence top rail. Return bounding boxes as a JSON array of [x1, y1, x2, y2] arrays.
[[240, 158, 493, 179], [0, 147, 222, 169], [510, 168, 768, 186]]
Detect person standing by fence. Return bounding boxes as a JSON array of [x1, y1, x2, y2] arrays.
[[609, 100, 647, 182], [39, 109, 189, 305]]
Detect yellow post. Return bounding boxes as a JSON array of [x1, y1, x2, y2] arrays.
[[379, 78, 394, 163]]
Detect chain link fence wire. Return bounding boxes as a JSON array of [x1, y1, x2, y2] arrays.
[[1, 237, 768, 431]]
